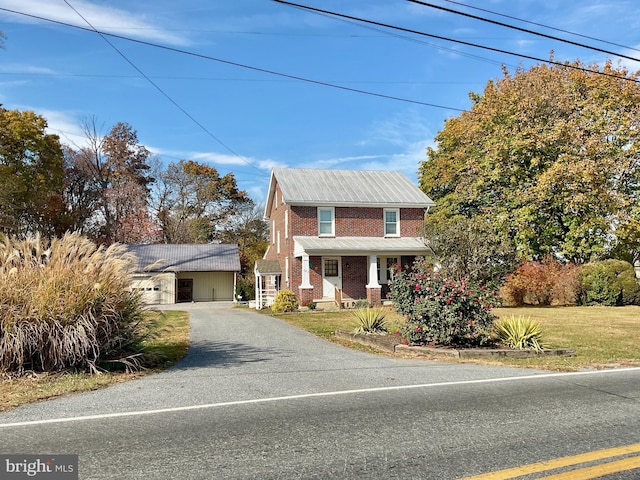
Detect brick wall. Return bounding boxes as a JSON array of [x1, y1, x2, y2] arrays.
[[342, 256, 367, 300]]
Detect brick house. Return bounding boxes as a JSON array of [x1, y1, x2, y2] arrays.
[[255, 168, 435, 308]]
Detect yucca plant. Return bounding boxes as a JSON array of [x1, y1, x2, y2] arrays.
[[0, 233, 148, 375], [493, 315, 546, 352], [352, 307, 388, 334]]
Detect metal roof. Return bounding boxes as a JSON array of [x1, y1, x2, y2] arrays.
[[293, 236, 429, 256], [254, 259, 282, 275], [268, 168, 435, 212], [125, 244, 241, 272]]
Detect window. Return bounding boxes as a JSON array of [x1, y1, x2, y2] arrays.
[[318, 207, 335, 236], [384, 208, 400, 237], [284, 209, 289, 239], [324, 259, 339, 277]]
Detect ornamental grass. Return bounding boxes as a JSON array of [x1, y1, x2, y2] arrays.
[[0, 233, 147, 375]]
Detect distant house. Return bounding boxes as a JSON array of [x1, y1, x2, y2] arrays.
[[255, 168, 435, 309], [126, 244, 241, 304]]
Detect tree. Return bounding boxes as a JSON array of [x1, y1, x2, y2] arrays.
[[154, 159, 250, 244], [419, 59, 640, 263], [426, 216, 517, 287], [0, 108, 64, 237], [214, 203, 269, 299], [65, 118, 157, 244]]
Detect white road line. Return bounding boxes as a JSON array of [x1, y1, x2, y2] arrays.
[[1, 367, 638, 429]]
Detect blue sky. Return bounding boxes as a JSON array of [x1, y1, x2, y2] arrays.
[[1, 0, 639, 204]]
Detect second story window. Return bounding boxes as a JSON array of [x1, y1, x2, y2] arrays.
[[318, 207, 335, 236], [384, 208, 400, 237]]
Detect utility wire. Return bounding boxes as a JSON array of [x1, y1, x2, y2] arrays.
[[273, 0, 639, 84], [63, 0, 266, 175], [443, 0, 640, 55], [408, 0, 640, 64], [0, 6, 474, 114]]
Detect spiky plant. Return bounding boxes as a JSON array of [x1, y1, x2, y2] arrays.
[[493, 315, 546, 352], [0, 233, 147, 375], [352, 307, 388, 334]]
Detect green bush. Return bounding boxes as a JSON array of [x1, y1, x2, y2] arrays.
[[353, 299, 371, 309], [389, 257, 497, 347], [493, 315, 545, 352], [352, 307, 388, 334], [0, 233, 147, 375], [271, 289, 299, 313], [578, 259, 640, 306]]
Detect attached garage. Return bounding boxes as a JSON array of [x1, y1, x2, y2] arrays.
[[126, 244, 241, 305]]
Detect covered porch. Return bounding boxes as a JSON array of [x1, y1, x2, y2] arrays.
[[293, 236, 430, 307]]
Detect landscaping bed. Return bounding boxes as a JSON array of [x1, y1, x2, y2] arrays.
[[334, 329, 574, 359]]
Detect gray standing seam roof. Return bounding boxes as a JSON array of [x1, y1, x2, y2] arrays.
[[272, 168, 435, 207], [125, 244, 241, 272]]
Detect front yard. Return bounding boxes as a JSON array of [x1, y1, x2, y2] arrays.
[[0, 310, 190, 412], [273, 305, 640, 371]]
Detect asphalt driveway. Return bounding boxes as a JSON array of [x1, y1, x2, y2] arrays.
[[0, 302, 542, 425]]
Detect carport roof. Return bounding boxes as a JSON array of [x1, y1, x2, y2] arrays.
[[126, 244, 241, 272]]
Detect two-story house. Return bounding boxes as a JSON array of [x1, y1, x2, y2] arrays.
[[255, 168, 435, 309]]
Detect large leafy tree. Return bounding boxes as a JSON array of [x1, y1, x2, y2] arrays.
[[0, 108, 64, 237], [420, 59, 640, 263], [154, 159, 250, 243]]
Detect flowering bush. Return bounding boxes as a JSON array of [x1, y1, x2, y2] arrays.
[[389, 258, 497, 346]]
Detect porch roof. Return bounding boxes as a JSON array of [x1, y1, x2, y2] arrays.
[[293, 236, 430, 256]]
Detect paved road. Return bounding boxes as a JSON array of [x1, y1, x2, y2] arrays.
[[1, 303, 639, 479]]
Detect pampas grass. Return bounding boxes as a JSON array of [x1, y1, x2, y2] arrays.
[[0, 233, 147, 375]]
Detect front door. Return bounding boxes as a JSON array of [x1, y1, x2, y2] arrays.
[[322, 257, 342, 298], [177, 279, 193, 302]]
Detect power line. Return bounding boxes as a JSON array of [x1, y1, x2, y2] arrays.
[[62, 1, 266, 176], [443, 0, 640, 55], [408, 0, 640, 64], [0, 6, 474, 114], [273, 0, 639, 84]]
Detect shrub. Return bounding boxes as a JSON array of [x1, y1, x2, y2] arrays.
[[306, 301, 317, 310], [271, 289, 299, 313], [353, 299, 371, 309], [389, 258, 497, 347], [578, 259, 640, 306], [0, 233, 147, 375], [352, 307, 388, 334], [500, 257, 581, 306], [493, 315, 545, 352]]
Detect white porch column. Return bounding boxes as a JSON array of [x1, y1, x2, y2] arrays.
[[300, 253, 312, 288], [366, 254, 380, 288]]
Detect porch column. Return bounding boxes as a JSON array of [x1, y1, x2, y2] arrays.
[[300, 253, 312, 288], [366, 254, 382, 306], [366, 254, 380, 288]]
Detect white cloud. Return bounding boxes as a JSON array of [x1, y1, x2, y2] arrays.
[[0, 0, 189, 46]]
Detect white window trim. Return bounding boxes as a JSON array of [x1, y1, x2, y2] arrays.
[[318, 207, 335, 237], [384, 208, 400, 237], [285, 209, 289, 239]]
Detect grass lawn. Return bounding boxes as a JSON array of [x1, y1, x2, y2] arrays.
[[272, 305, 640, 371], [0, 309, 189, 413]]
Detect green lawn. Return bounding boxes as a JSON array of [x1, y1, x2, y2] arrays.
[[272, 305, 640, 371], [0, 309, 190, 412]]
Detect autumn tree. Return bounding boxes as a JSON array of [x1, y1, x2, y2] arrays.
[[214, 202, 269, 299], [0, 108, 64, 237], [154, 159, 250, 244], [64, 119, 157, 244], [419, 59, 640, 264]]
